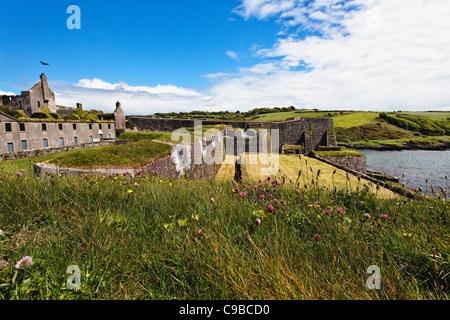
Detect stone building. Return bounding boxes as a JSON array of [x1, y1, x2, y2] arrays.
[[0, 112, 117, 154], [1, 73, 56, 117]]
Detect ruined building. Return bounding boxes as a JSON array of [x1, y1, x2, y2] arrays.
[[1, 73, 56, 117]]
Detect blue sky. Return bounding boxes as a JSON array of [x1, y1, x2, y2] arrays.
[[1, 0, 450, 114], [0, 1, 279, 89]]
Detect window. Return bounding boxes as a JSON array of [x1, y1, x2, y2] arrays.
[[43, 139, 48, 148], [99, 124, 102, 129], [21, 140, 27, 151], [19, 123, 25, 132], [5, 123, 12, 132], [108, 124, 111, 129], [37, 101, 41, 109], [74, 137, 78, 144], [73, 124, 77, 130], [89, 124, 92, 130], [42, 123, 47, 131], [108, 134, 112, 139], [59, 138, 64, 146], [89, 135, 93, 143], [7, 143, 14, 152], [99, 134, 103, 141], [59, 124, 63, 130]]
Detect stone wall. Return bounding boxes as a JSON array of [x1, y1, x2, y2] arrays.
[[320, 155, 367, 174], [1, 140, 114, 162], [128, 116, 334, 154], [34, 162, 136, 178]]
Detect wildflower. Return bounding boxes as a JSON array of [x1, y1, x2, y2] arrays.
[[245, 185, 250, 190], [12, 242, 19, 249], [134, 183, 140, 187], [315, 201, 320, 206], [127, 190, 133, 194], [15, 256, 32, 269], [317, 215, 321, 219], [198, 229, 205, 236], [314, 234, 321, 241], [253, 185, 259, 190], [280, 200, 285, 205], [337, 207, 345, 214], [295, 190, 301, 194], [380, 214, 389, 219], [364, 213, 371, 219], [211, 198, 215, 204], [267, 205, 275, 213], [255, 219, 262, 225], [239, 191, 247, 199], [268, 194, 273, 198], [234, 188, 240, 193], [403, 233, 413, 238], [123, 181, 127, 185], [325, 210, 332, 215], [0, 260, 8, 268], [16, 172, 23, 177], [274, 199, 279, 204], [260, 195, 265, 200]]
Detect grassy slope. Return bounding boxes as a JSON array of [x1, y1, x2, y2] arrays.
[[0, 174, 447, 300], [332, 112, 381, 128], [395, 112, 450, 121], [241, 154, 398, 199], [48, 140, 172, 169]]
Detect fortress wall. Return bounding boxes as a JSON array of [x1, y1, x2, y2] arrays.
[[128, 116, 334, 153]]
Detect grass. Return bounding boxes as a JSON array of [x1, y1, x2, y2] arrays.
[[332, 112, 381, 128], [240, 154, 398, 199], [339, 135, 450, 148], [394, 111, 450, 121], [335, 123, 415, 143], [316, 148, 364, 157], [0, 172, 448, 300], [48, 140, 172, 169], [0, 154, 60, 175]]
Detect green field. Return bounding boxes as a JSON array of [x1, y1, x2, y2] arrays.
[[332, 112, 381, 128], [395, 112, 450, 121], [0, 172, 447, 300]]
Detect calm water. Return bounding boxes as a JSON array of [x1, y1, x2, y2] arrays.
[[360, 150, 450, 194]]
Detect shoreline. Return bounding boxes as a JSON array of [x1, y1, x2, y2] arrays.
[[339, 142, 450, 151]]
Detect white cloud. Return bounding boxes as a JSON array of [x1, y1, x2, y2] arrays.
[[0, 90, 16, 96], [52, 80, 212, 115], [206, 0, 450, 111], [225, 50, 240, 61], [49, 0, 450, 113]]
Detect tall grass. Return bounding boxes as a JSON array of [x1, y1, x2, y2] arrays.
[[0, 172, 448, 300]]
